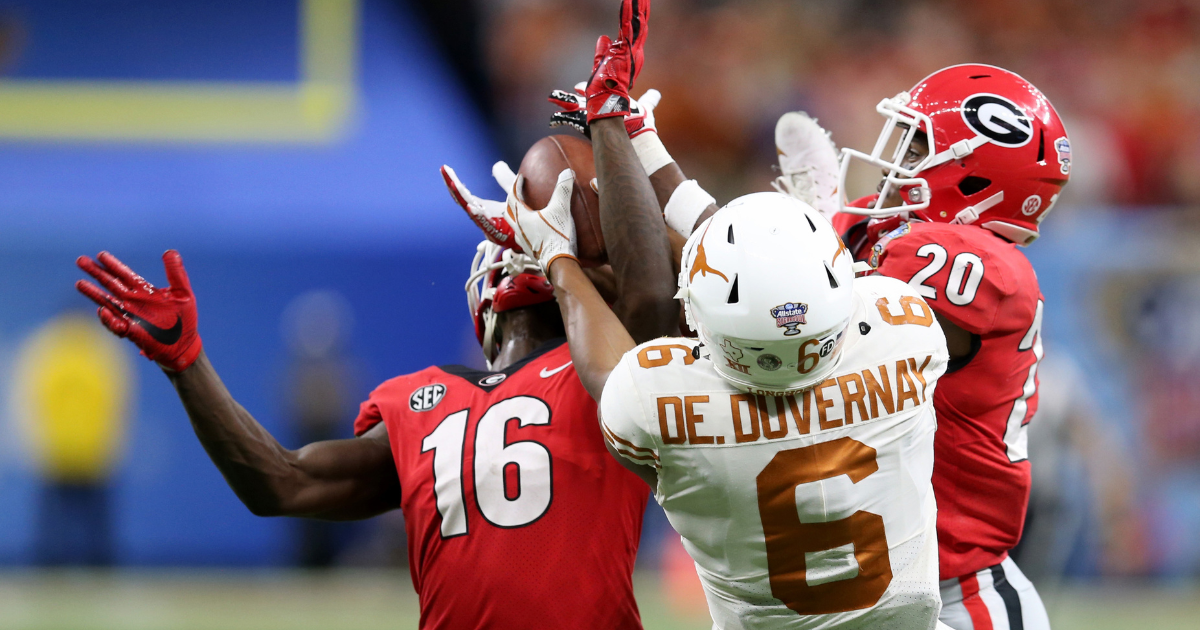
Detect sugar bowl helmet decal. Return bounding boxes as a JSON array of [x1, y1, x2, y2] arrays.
[[1054, 136, 1071, 174], [770, 302, 808, 336]]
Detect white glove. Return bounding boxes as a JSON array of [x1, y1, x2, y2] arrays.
[[441, 162, 522, 251], [506, 169, 578, 272]]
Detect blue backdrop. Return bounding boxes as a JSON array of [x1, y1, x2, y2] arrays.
[[0, 0, 502, 565]]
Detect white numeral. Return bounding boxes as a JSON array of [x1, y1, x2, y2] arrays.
[[422, 409, 470, 538], [1004, 299, 1043, 462], [910, 244, 947, 299], [946, 253, 984, 306], [474, 397, 553, 528], [909, 244, 984, 306], [421, 397, 554, 538]]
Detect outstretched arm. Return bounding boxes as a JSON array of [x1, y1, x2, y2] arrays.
[[547, 257, 656, 488], [592, 117, 679, 342], [76, 251, 400, 520], [167, 352, 399, 519], [546, 257, 636, 401]]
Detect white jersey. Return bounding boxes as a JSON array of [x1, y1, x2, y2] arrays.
[[601, 276, 949, 629]]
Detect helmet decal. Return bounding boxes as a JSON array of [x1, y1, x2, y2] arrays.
[[1020, 195, 1042, 216], [961, 93, 1033, 147], [688, 222, 729, 283], [1054, 136, 1072, 174], [770, 302, 809, 336]]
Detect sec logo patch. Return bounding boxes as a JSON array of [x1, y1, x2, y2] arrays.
[[409, 384, 447, 412]]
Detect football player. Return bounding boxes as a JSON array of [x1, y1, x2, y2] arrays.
[[72, 119, 671, 630], [768, 65, 1065, 630], [508, 176, 952, 626]]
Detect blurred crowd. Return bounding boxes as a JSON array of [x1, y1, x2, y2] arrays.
[[478, 0, 1200, 580], [484, 0, 1200, 210]]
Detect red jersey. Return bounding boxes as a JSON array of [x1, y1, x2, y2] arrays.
[[841, 217, 1044, 579], [354, 340, 649, 629]]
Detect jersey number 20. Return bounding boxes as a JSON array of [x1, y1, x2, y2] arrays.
[[422, 396, 553, 538], [757, 437, 892, 615]]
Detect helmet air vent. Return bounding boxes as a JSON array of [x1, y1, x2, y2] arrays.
[[727, 275, 740, 303], [1036, 128, 1046, 163], [958, 176, 992, 197], [824, 263, 839, 289], [969, 74, 991, 79], [806, 215, 817, 233], [727, 224, 735, 244]]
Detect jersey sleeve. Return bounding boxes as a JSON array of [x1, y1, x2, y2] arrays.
[[873, 224, 1028, 335], [353, 396, 383, 437], [599, 356, 661, 469]]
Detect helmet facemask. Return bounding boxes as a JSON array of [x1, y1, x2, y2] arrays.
[[466, 241, 546, 369]]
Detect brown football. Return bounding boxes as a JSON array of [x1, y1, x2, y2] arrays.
[[517, 135, 605, 266]]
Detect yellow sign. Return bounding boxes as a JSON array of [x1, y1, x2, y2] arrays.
[[0, 0, 357, 143]]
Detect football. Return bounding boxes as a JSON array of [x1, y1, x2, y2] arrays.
[[517, 134, 605, 266]]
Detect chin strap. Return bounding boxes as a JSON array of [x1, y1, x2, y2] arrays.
[[950, 191, 1004, 225]]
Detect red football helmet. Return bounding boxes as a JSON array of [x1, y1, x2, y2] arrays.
[[838, 64, 1071, 245], [466, 240, 556, 367]]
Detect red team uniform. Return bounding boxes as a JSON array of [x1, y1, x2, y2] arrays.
[[354, 340, 649, 629], [827, 64, 1069, 629], [850, 220, 1043, 579]]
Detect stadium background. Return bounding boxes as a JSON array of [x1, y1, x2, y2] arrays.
[[0, 0, 1197, 628]]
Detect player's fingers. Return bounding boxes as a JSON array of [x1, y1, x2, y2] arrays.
[[548, 89, 581, 109], [593, 35, 612, 64], [547, 169, 575, 212], [638, 88, 661, 111], [440, 165, 476, 213], [76, 279, 122, 311], [76, 255, 131, 295], [162, 250, 192, 293], [97, 251, 150, 290], [97, 306, 130, 338], [620, 0, 649, 45], [492, 161, 517, 194]]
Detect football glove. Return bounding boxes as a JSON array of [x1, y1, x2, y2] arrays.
[[549, 84, 661, 139], [75, 250, 202, 372], [442, 162, 523, 253], [506, 169, 577, 272], [584, 0, 650, 123]]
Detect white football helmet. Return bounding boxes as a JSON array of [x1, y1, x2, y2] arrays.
[[677, 192, 855, 394]]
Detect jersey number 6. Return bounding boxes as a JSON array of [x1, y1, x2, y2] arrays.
[[756, 437, 892, 615], [422, 396, 553, 538]]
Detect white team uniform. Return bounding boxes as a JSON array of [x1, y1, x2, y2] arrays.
[[602, 276, 949, 629]]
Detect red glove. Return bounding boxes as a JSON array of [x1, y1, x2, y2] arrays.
[[75, 250, 202, 372], [584, 0, 650, 123], [441, 162, 523, 253], [549, 83, 659, 139]]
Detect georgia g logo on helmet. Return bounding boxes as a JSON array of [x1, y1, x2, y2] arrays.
[[961, 93, 1033, 147]]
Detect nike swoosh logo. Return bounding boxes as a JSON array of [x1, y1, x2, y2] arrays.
[[116, 306, 183, 345], [540, 361, 573, 378]]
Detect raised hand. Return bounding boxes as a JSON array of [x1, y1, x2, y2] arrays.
[[550, 84, 661, 140], [584, 0, 650, 123], [441, 162, 523, 253], [75, 250, 202, 372], [506, 169, 578, 272]]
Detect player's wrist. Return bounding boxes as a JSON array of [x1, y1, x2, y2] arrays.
[[664, 180, 717, 238], [631, 130, 673, 176]]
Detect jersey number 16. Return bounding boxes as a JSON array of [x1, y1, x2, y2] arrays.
[[421, 396, 554, 538]]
